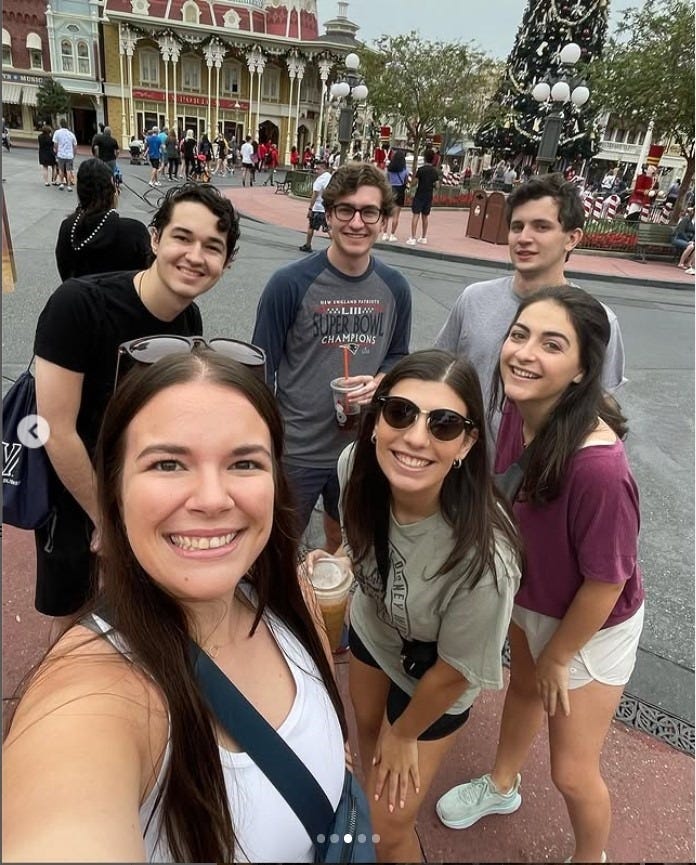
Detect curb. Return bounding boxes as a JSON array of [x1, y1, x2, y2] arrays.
[[234, 210, 694, 293]]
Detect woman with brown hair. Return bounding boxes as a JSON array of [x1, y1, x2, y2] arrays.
[[37, 124, 58, 186], [4, 352, 347, 862]]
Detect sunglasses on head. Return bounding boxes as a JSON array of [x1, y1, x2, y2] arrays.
[[377, 395, 476, 442], [114, 335, 267, 391]]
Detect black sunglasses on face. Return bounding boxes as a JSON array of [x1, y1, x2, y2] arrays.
[[114, 335, 267, 391], [377, 395, 476, 442]]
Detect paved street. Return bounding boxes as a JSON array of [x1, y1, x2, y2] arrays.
[[2, 148, 694, 861]]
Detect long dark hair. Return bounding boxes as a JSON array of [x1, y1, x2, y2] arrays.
[[74, 157, 116, 215], [387, 149, 407, 174], [491, 285, 628, 505], [93, 352, 347, 862], [344, 350, 520, 590]]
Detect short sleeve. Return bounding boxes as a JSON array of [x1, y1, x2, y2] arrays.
[[437, 544, 521, 689], [34, 282, 99, 373], [434, 295, 466, 354], [569, 449, 640, 585]]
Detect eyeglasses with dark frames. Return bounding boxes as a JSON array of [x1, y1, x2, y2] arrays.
[[331, 204, 384, 224], [377, 395, 476, 442], [113, 335, 267, 392]]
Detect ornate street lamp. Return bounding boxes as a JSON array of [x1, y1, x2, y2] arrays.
[[330, 52, 368, 165], [531, 42, 590, 174]]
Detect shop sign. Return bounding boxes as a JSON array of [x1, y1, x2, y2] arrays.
[[131, 89, 249, 111], [2, 72, 45, 86]]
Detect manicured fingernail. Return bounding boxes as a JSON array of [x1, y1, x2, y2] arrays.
[[399, 800, 405, 809], [389, 804, 394, 813], [415, 788, 420, 794], [374, 794, 379, 801]]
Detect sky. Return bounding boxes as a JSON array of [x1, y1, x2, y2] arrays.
[[315, 0, 646, 60]]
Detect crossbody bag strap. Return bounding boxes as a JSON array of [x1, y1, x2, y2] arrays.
[[190, 642, 335, 846]]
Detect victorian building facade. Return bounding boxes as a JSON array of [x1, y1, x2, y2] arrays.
[[101, 0, 361, 162], [2, 0, 51, 137]]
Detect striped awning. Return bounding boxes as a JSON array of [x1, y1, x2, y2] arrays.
[[2, 83, 22, 104], [21, 84, 38, 106]]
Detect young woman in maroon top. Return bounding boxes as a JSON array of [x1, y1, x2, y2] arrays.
[[437, 285, 644, 864]]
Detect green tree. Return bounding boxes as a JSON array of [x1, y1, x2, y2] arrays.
[[36, 77, 70, 128], [358, 33, 497, 169], [591, 0, 695, 217]]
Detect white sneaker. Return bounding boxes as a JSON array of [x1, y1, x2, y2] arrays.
[[417, 237, 428, 244], [388, 233, 398, 241], [380, 232, 389, 241], [564, 853, 607, 863], [58, 183, 65, 190], [66, 185, 73, 191], [685, 267, 696, 275], [406, 237, 417, 246], [436, 773, 521, 830]]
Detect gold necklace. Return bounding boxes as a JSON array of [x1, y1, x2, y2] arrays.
[[204, 641, 233, 659]]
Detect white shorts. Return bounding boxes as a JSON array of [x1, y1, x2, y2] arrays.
[[511, 602, 644, 688]]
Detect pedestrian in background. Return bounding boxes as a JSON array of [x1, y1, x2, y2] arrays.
[[91, 125, 119, 173], [55, 157, 151, 280], [437, 286, 644, 865], [298, 164, 334, 252], [146, 127, 162, 187], [213, 132, 227, 176], [37, 124, 58, 186], [53, 119, 77, 191], [165, 129, 181, 181], [407, 148, 440, 246], [181, 129, 197, 179], [240, 134, 255, 186], [383, 149, 410, 242]]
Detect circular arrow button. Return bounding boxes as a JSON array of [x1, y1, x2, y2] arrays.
[[17, 414, 51, 449]]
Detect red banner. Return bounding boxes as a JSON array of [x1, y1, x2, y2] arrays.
[[131, 89, 248, 111]]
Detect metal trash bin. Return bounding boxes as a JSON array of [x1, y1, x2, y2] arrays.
[[481, 192, 508, 244], [466, 190, 488, 239]]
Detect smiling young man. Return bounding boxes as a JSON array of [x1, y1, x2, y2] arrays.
[[252, 162, 412, 551], [33, 184, 240, 619], [435, 173, 625, 435]]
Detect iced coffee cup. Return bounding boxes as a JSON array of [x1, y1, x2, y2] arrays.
[[310, 557, 354, 652], [330, 377, 362, 431]]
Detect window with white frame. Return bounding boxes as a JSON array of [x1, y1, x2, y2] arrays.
[[221, 63, 240, 95], [77, 41, 90, 75], [29, 49, 43, 69], [2, 29, 11, 67], [61, 39, 74, 72], [181, 56, 201, 92], [223, 9, 240, 28], [182, 1, 200, 24], [140, 49, 160, 86], [261, 66, 279, 101]]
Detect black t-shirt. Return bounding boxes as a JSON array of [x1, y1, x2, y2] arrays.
[[55, 212, 152, 281], [34, 271, 203, 455], [93, 133, 119, 162], [413, 164, 440, 200]]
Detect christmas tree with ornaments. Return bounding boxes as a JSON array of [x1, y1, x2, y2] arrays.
[[475, 0, 609, 160]]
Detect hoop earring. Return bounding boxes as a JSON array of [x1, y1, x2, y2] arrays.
[[452, 458, 462, 469], [370, 431, 377, 444]]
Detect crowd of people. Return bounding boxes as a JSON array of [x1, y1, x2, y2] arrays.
[[4, 148, 650, 864]]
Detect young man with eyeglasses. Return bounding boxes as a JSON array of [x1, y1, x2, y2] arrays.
[[32, 184, 240, 620], [252, 162, 412, 552]]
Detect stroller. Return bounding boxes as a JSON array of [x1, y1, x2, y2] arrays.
[[190, 152, 211, 183], [129, 139, 144, 164]]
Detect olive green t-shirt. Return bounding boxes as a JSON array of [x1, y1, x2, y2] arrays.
[[338, 444, 521, 714]]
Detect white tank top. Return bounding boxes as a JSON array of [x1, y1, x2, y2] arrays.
[[89, 599, 345, 863]]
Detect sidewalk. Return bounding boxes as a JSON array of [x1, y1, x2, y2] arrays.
[[3, 523, 693, 863], [220, 178, 695, 291]]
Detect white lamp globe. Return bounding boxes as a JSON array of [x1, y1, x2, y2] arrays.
[[345, 52, 360, 71], [551, 80, 571, 102], [559, 42, 582, 65], [332, 81, 350, 99], [351, 83, 368, 101], [532, 81, 551, 102], [571, 85, 590, 107]]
